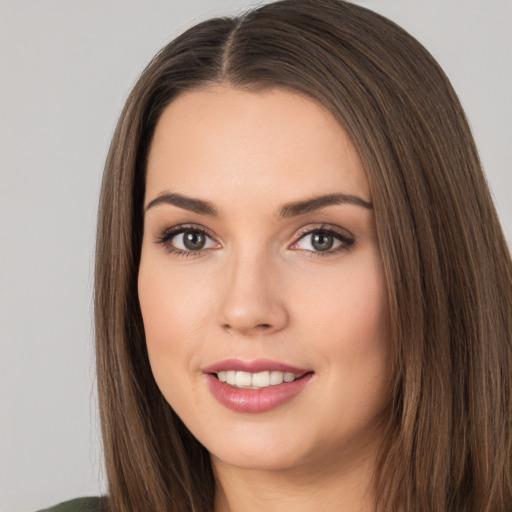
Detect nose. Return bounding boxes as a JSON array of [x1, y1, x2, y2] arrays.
[[217, 251, 288, 337]]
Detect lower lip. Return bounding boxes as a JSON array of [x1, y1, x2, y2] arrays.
[[205, 373, 313, 413]]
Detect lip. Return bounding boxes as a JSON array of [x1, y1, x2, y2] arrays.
[[203, 359, 314, 414], [202, 358, 310, 374]]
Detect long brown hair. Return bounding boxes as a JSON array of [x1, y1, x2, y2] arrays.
[[94, 1, 512, 510]]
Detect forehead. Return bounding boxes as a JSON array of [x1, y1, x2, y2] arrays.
[[145, 85, 371, 208]]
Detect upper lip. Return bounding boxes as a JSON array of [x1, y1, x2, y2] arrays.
[[202, 358, 311, 374]]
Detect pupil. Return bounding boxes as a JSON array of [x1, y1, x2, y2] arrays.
[[312, 233, 333, 251], [183, 231, 205, 250]]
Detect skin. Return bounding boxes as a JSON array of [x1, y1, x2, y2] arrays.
[[138, 85, 391, 512]]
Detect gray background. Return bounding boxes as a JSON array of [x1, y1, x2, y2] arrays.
[[1, 1, 510, 511]]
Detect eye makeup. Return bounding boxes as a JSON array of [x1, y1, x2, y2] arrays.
[[154, 223, 219, 258], [153, 221, 355, 259], [290, 223, 355, 257]]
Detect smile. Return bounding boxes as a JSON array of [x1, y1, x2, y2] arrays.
[[216, 370, 303, 389], [203, 359, 314, 413]]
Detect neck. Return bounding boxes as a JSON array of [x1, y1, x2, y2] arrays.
[[212, 449, 379, 512]]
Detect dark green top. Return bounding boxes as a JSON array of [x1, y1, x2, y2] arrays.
[[36, 497, 102, 512]]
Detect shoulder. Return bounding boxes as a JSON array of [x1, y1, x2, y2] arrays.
[[36, 497, 104, 512]]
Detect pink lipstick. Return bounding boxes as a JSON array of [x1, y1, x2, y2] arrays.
[[203, 359, 313, 414]]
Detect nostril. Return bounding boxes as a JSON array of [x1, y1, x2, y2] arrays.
[[222, 323, 272, 330]]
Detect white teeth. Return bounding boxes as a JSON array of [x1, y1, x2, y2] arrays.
[[270, 371, 284, 385], [235, 371, 252, 387], [216, 370, 302, 389], [252, 371, 270, 387]]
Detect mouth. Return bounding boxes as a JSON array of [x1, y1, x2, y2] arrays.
[[202, 359, 314, 413], [215, 370, 307, 389]]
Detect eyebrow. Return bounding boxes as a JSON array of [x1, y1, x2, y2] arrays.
[[279, 193, 373, 217], [144, 191, 373, 217], [145, 192, 218, 216]]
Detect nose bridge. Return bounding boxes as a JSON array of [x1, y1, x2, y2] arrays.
[[218, 246, 288, 335]]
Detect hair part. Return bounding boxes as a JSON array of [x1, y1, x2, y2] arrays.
[[95, 1, 512, 511]]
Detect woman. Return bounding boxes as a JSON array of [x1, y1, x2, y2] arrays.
[[41, 0, 512, 511]]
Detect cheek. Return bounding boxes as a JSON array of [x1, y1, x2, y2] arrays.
[[342, 269, 391, 411], [337, 258, 390, 365], [138, 255, 212, 344], [297, 250, 389, 345], [304, 253, 391, 403], [137, 254, 214, 399]]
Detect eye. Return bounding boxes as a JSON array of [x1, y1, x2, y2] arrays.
[[291, 227, 354, 255], [173, 230, 215, 251], [156, 225, 219, 256]]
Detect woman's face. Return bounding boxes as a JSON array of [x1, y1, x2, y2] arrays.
[[139, 85, 391, 474]]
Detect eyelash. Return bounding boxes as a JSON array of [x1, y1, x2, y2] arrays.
[[292, 225, 355, 257], [155, 224, 216, 258], [154, 223, 355, 258]]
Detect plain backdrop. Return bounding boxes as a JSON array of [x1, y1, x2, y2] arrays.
[[1, 1, 510, 511]]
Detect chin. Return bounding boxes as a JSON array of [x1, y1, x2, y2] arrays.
[[211, 445, 307, 472], [194, 421, 310, 472]]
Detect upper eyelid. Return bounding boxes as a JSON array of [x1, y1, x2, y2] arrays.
[[157, 223, 217, 241], [294, 223, 354, 240], [154, 222, 354, 250], [290, 224, 355, 253], [154, 224, 219, 257], [156, 222, 351, 236]]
